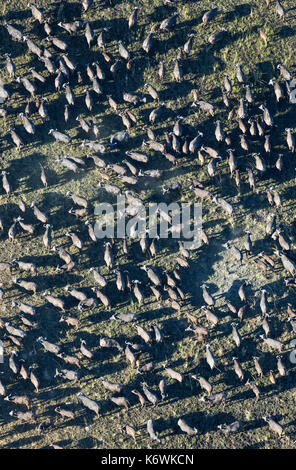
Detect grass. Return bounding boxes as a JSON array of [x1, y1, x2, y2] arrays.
[[0, 0, 296, 449]]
